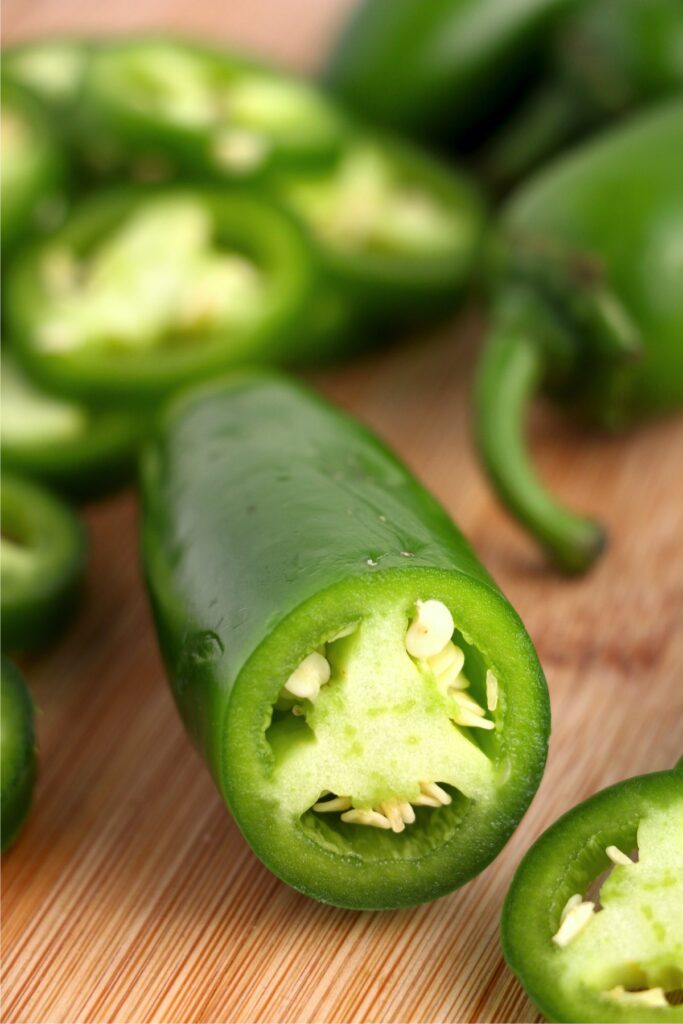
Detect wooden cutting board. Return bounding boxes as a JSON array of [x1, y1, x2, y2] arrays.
[[3, 4, 683, 1022]]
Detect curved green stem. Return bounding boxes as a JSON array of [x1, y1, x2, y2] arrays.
[[475, 327, 605, 573]]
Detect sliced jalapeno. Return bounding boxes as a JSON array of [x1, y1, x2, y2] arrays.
[[502, 763, 683, 1022], [6, 186, 317, 404], [1, 353, 141, 498], [1, 474, 86, 651], [1, 657, 37, 852], [80, 36, 349, 181], [3, 38, 90, 116]]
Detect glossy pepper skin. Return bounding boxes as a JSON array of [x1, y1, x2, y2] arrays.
[[325, 0, 576, 149], [1, 658, 37, 852], [1, 353, 142, 500], [502, 763, 683, 1022], [486, 0, 683, 189], [475, 101, 683, 573], [1, 474, 86, 651], [6, 186, 318, 407], [140, 373, 549, 909]]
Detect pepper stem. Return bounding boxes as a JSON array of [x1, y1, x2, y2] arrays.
[[475, 323, 605, 574]]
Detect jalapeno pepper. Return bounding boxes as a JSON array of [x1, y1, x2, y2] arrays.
[[1, 353, 141, 498], [475, 101, 683, 573], [79, 36, 350, 182], [325, 0, 576, 149], [485, 0, 683, 189], [6, 186, 317, 405], [1, 657, 37, 852], [140, 372, 549, 909], [502, 763, 683, 1022], [1, 474, 86, 651], [1, 78, 67, 253], [3, 38, 90, 117], [272, 133, 486, 322]]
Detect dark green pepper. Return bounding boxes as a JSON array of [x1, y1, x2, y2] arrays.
[[6, 186, 318, 406], [272, 132, 486, 323], [1, 473, 86, 651], [140, 372, 549, 909], [79, 36, 350, 182], [325, 0, 576, 149], [475, 101, 683, 572], [1, 78, 67, 253], [1, 352, 142, 499], [485, 0, 683, 189], [1, 657, 37, 852], [502, 762, 683, 1022]]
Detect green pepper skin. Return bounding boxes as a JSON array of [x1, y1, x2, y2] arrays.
[[1, 79, 67, 254], [141, 373, 549, 909], [1, 657, 37, 852], [6, 186, 319, 407], [475, 101, 683, 572], [1, 474, 86, 651], [502, 766, 683, 1022], [1, 353, 142, 500], [325, 0, 576, 148]]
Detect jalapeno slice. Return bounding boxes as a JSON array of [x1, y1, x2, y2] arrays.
[[3, 38, 90, 116], [1, 657, 37, 852], [1, 79, 67, 253], [80, 36, 349, 181], [274, 135, 485, 320], [141, 373, 549, 909], [6, 187, 317, 404], [1, 474, 86, 650], [502, 764, 683, 1022], [1, 353, 141, 498]]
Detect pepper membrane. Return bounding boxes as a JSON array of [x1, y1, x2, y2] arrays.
[[141, 373, 549, 909]]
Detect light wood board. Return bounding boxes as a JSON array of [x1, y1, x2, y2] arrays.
[[3, 4, 683, 1021]]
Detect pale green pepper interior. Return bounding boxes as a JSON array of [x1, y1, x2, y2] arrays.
[[557, 798, 683, 1006], [1, 355, 87, 443], [283, 145, 466, 258], [265, 597, 498, 857], [35, 196, 264, 354]]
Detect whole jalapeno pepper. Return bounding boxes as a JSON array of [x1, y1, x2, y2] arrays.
[[485, 0, 683, 189], [272, 132, 486, 323], [78, 36, 350, 182], [1, 657, 37, 852], [1, 352, 142, 499], [502, 761, 683, 1022], [475, 101, 683, 573], [325, 0, 576, 149], [140, 372, 549, 909], [1, 473, 86, 651], [1, 78, 67, 253], [5, 186, 318, 406]]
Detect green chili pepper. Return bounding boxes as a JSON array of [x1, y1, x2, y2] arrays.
[[79, 36, 350, 182], [1, 78, 67, 253], [485, 0, 683, 189], [475, 101, 683, 573], [3, 38, 91, 117], [1, 657, 37, 852], [6, 186, 318, 406], [502, 762, 683, 1022], [272, 133, 486, 322], [325, 0, 576, 149], [1, 352, 142, 498], [1, 473, 86, 651], [140, 372, 549, 909]]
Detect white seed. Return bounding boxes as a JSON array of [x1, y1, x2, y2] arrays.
[[406, 600, 454, 659], [420, 782, 451, 806], [398, 801, 416, 824], [453, 691, 487, 717], [560, 893, 583, 923], [412, 794, 441, 808], [606, 845, 633, 866], [429, 642, 466, 691], [212, 128, 269, 173], [327, 623, 357, 642], [284, 651, 331, 701], [380, 800, 406, 833], [313, 796, 352, 813], [453, 706, 495, 730], [552, 901, 595, 947], [486, 670, 499, 711], [606, 986, 668, 1007], [341, 808, 392, 829]]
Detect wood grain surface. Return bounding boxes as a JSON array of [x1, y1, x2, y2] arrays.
[[2, 4, 683, 1022]]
